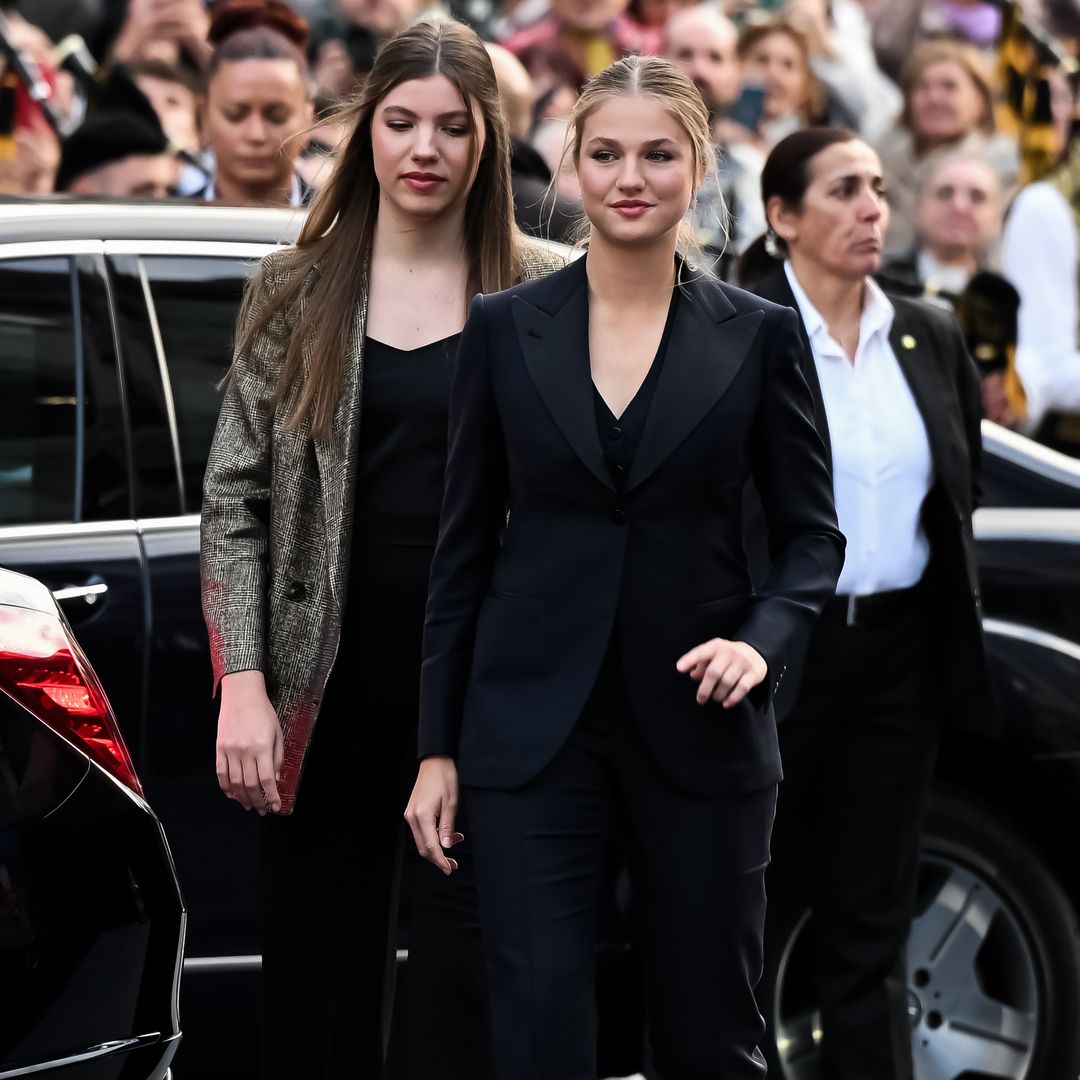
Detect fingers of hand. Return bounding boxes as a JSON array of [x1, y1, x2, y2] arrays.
[[257, 755, 281, 814], [421, 814, 454, 875], [698, 653, 736, 704], [215, 751, 230, 797], [405, 799, 456, 875], [404, 801, 426, 859], [721, 671, 759, 709], [225, 754, 252, 811], [676, 641, 714, 673], [272, 728, 284, 780], [241, 756, 266, 816]]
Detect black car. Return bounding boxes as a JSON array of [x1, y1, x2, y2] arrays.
[[0, 200, 1078, 1080], [0, 564, 184, 1079]]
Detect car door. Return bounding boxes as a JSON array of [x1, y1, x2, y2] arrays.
[[0, 247, 147, 755], [106, 242, 277, 1072]]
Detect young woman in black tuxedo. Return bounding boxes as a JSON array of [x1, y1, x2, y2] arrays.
[[406, 57, 845, 1080], [742, 128, 995, 1080]]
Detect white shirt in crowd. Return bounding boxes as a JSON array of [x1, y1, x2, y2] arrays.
[[1001, 182, 1080, 428], [784, 261, 935, 597]]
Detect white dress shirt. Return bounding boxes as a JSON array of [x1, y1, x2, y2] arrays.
[[784, 261, 935, 596], [1001, 181, 1080, 428]]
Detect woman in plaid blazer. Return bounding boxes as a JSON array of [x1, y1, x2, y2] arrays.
[[200, 19, 564, 1080]]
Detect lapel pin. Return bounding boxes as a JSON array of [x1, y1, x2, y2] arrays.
[[901, 334, 917, 350]]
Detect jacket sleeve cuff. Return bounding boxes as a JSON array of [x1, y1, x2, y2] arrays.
[[211, 649, 266, 697], [735, 614, 791, 711]]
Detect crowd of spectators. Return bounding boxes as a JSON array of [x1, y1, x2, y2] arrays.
[[1, 0, 1080, 440]]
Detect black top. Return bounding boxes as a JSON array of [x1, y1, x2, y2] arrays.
[[591, 288, 680, 489], [588, 288, 680, 708], [353, 333, 460, 546]]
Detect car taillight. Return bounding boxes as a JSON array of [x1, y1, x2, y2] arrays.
[[0, 606, 143, 796]]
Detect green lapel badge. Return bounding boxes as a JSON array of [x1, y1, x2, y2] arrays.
[[901, 334, 917, 350]]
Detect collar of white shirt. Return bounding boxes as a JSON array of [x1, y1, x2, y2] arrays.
[[782, 259, 895, 362]]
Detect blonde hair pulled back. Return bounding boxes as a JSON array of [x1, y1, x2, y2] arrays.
[[560, 54, 724, 270]]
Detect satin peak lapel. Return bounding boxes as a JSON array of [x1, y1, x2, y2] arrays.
[[512, 285, 614, 491], [626, 283, 764, 492]]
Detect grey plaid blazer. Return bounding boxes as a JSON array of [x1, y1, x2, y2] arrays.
[[201, 240, 566, 812]]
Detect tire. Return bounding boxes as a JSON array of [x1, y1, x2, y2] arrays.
[[765, 790, 1080, 1080]]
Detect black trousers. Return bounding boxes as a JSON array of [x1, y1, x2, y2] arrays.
[[467, 648, 776, 1080], [260, 544, 495, 1080], [764, 591, 938, 1080]]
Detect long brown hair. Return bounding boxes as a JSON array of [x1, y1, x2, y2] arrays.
[[235, 18, 521, 440]]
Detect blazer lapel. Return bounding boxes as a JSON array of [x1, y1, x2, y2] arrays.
[[313, 289, 367, 609], [513, 258, 614, 491], [751, 265, 831, 469], [625, 271, 763, 492], [889, 314, 962, 508]]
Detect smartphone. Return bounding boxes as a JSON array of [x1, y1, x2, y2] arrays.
[[728, 83, 767, 134]]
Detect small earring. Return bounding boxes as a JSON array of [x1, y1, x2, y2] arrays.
[[764, 228, 782, 259]]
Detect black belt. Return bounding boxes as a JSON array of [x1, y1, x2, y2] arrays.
[[822, 582, 925, 628]]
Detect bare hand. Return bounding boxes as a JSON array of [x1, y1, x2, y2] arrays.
[[785, 0, 834, 56], [216, 670, 284, 815], [405, 756, 464, 876], [676, 638, 768, 708], [114, 0, 210, 65]]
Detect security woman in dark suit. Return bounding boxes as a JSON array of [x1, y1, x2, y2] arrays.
[[406, 57, 845, 1080], [742, 127, 994, 1080]]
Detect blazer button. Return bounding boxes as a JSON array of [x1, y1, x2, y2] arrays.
[[286, 581, 307, 601], [612, 508, 626, 525]]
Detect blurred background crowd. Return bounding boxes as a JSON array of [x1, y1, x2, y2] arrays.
[[1, 0, 1080, 443]]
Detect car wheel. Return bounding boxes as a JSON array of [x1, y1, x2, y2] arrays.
[[768, 791, 1080, 1080]]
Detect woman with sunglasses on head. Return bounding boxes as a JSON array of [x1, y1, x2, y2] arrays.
[[407, 55, 844, 1080], [743, 126, 994, 1080], [200, 18, 562, 1080]]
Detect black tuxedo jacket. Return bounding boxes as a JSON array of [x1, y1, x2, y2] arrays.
[[750, 265, 997, 735], [419, 256, 845, 794]]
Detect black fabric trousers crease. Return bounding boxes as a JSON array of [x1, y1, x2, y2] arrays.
[[467, 638, 777, 1080], [763, 593, 939, 1080], [259, 543, 495, 1080]]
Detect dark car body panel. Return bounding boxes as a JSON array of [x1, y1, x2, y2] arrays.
[[0, 567, 184, 1080]]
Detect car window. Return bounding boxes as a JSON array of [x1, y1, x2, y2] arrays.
[[142, 255, 259, 515], [982, 423, 1080, 509], [0, 257, 78, 526]]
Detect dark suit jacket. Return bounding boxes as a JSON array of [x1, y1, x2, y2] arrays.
[[750, 265, 997, 736], [418, 256, 846, 795]]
